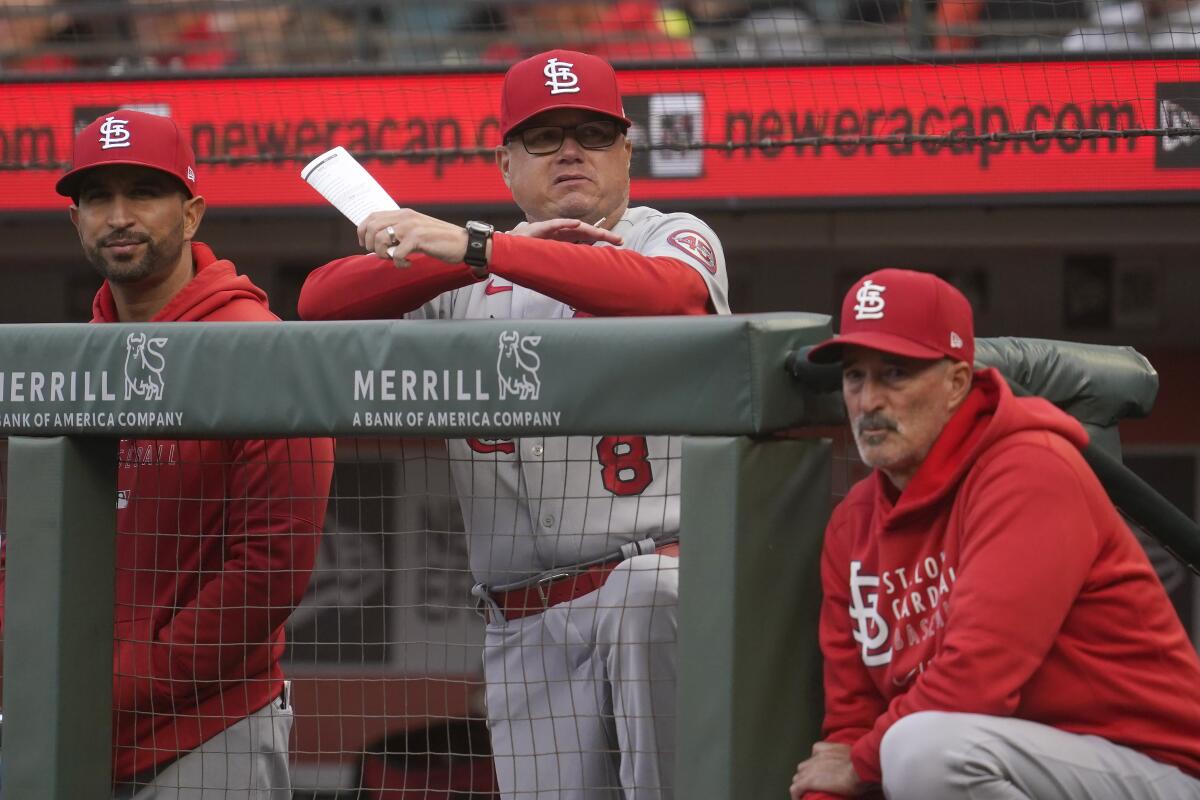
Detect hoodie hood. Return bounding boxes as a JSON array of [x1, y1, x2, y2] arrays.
[[880, 367, 1090, 527], [91, 242, 269, 323]]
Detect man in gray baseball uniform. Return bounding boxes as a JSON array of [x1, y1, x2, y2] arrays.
[[299, 49, 730, 799]]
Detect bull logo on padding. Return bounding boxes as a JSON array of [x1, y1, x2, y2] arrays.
[[497, 330, 542, 401], [124, 332, 168, 401]]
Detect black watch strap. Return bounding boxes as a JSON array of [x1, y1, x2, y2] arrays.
[[464, 221, 494, 269]]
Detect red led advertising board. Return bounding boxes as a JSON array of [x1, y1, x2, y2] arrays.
[[2, 59, 1199, 211]]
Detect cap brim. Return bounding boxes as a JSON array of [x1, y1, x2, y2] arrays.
[[55, 161, 194, 198], [502, 105, 633, 139], [807, 332, 947, 364]]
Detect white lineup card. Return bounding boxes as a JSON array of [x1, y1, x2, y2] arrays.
[[300, 146, 399, 226]]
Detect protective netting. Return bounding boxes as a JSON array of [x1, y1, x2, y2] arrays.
[[283, 437, 494, 798], [295, 434, 685, 798], [2, 1, 1199, 209], [0, 429, 1193, 797], [0, 432, 689, 798]]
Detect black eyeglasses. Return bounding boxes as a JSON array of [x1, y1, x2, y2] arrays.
[[510, 120, 622, 155]]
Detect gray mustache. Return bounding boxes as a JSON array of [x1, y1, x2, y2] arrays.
[[856, 413, 899, 437]]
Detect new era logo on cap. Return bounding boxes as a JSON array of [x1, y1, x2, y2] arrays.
[[808, 268, 976, 366]]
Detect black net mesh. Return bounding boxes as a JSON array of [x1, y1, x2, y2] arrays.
[[0, 430, 1193, 797]]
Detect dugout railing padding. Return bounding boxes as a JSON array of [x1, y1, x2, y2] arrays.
[[0, 313, 1162, 799]]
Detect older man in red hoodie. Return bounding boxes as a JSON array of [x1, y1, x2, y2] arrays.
[[790, 269, 1200, 800], [48, 109, 335, 798]]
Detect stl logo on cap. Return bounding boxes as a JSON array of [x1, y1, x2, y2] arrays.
[[98, 116, 132, 150], [544, 57, 581, 95], [854, 279, 887, 320]]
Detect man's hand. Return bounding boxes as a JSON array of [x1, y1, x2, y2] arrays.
[[789, 741, 867, 799], [358, 213, 625, 269], [358, 209, 471, 268], [508, 218, 624, 246]]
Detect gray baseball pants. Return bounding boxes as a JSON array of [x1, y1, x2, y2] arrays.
[[880, 711, 1200, 799], [112, 691, 293, 800], [482, 552, 678, 799]]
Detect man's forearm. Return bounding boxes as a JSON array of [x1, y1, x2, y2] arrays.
[[299, 252, 478, 320], [489, 233, 713, 316]]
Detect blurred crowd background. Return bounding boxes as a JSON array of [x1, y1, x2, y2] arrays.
[[0, 0, 1197, 75]]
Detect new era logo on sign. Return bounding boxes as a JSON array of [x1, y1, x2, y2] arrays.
[[1159, 99, 1200, 153], [625, 94, 705, 179], [543, 57, 581, 95], [854, 279, 887, 320], [1155, 83, 1200, 168]]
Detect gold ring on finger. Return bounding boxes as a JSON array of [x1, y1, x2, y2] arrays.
[[386, 225, 399, 247]]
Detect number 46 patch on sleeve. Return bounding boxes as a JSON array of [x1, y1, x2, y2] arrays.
[[667, 229, 719, 275]]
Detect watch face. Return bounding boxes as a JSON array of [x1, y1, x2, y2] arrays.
[[464, 221, 492, 267]]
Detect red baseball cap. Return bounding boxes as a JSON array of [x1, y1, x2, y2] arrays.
[[808, 268, 975, 365], [499, 49, 633, 139], [56, 109, 197, 199]]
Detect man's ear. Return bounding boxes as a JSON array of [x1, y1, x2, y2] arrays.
[[946, 360, 973, 411], [182, 194, 206, 241], [495, 146, 511, 188], [68, 204, 80, 233]]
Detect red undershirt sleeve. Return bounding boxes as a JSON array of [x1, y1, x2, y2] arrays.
[[299, 232, 716, 321], [486, 233, 714, 316], [298, 252, 478, 320]]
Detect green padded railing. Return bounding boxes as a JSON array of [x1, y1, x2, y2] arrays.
[[0, 314, 835, 438]]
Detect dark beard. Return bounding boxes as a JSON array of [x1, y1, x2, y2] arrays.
[[85, 226, 185, 285]]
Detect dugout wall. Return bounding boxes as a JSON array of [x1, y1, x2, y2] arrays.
[[0, 315, 1170, 798]]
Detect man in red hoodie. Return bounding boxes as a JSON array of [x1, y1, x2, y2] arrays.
[[790, 268, 1200, 800], [50, 109, 335, 797]]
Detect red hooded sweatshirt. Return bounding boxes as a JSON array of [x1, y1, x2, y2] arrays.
[[812, 368, 1200, 796], [72, 243, 332, 780]]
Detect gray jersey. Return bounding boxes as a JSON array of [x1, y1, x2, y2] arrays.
[[408, 206, 730, 585]]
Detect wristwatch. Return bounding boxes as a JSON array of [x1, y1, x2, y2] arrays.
[[463, 220, 494, 270]]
